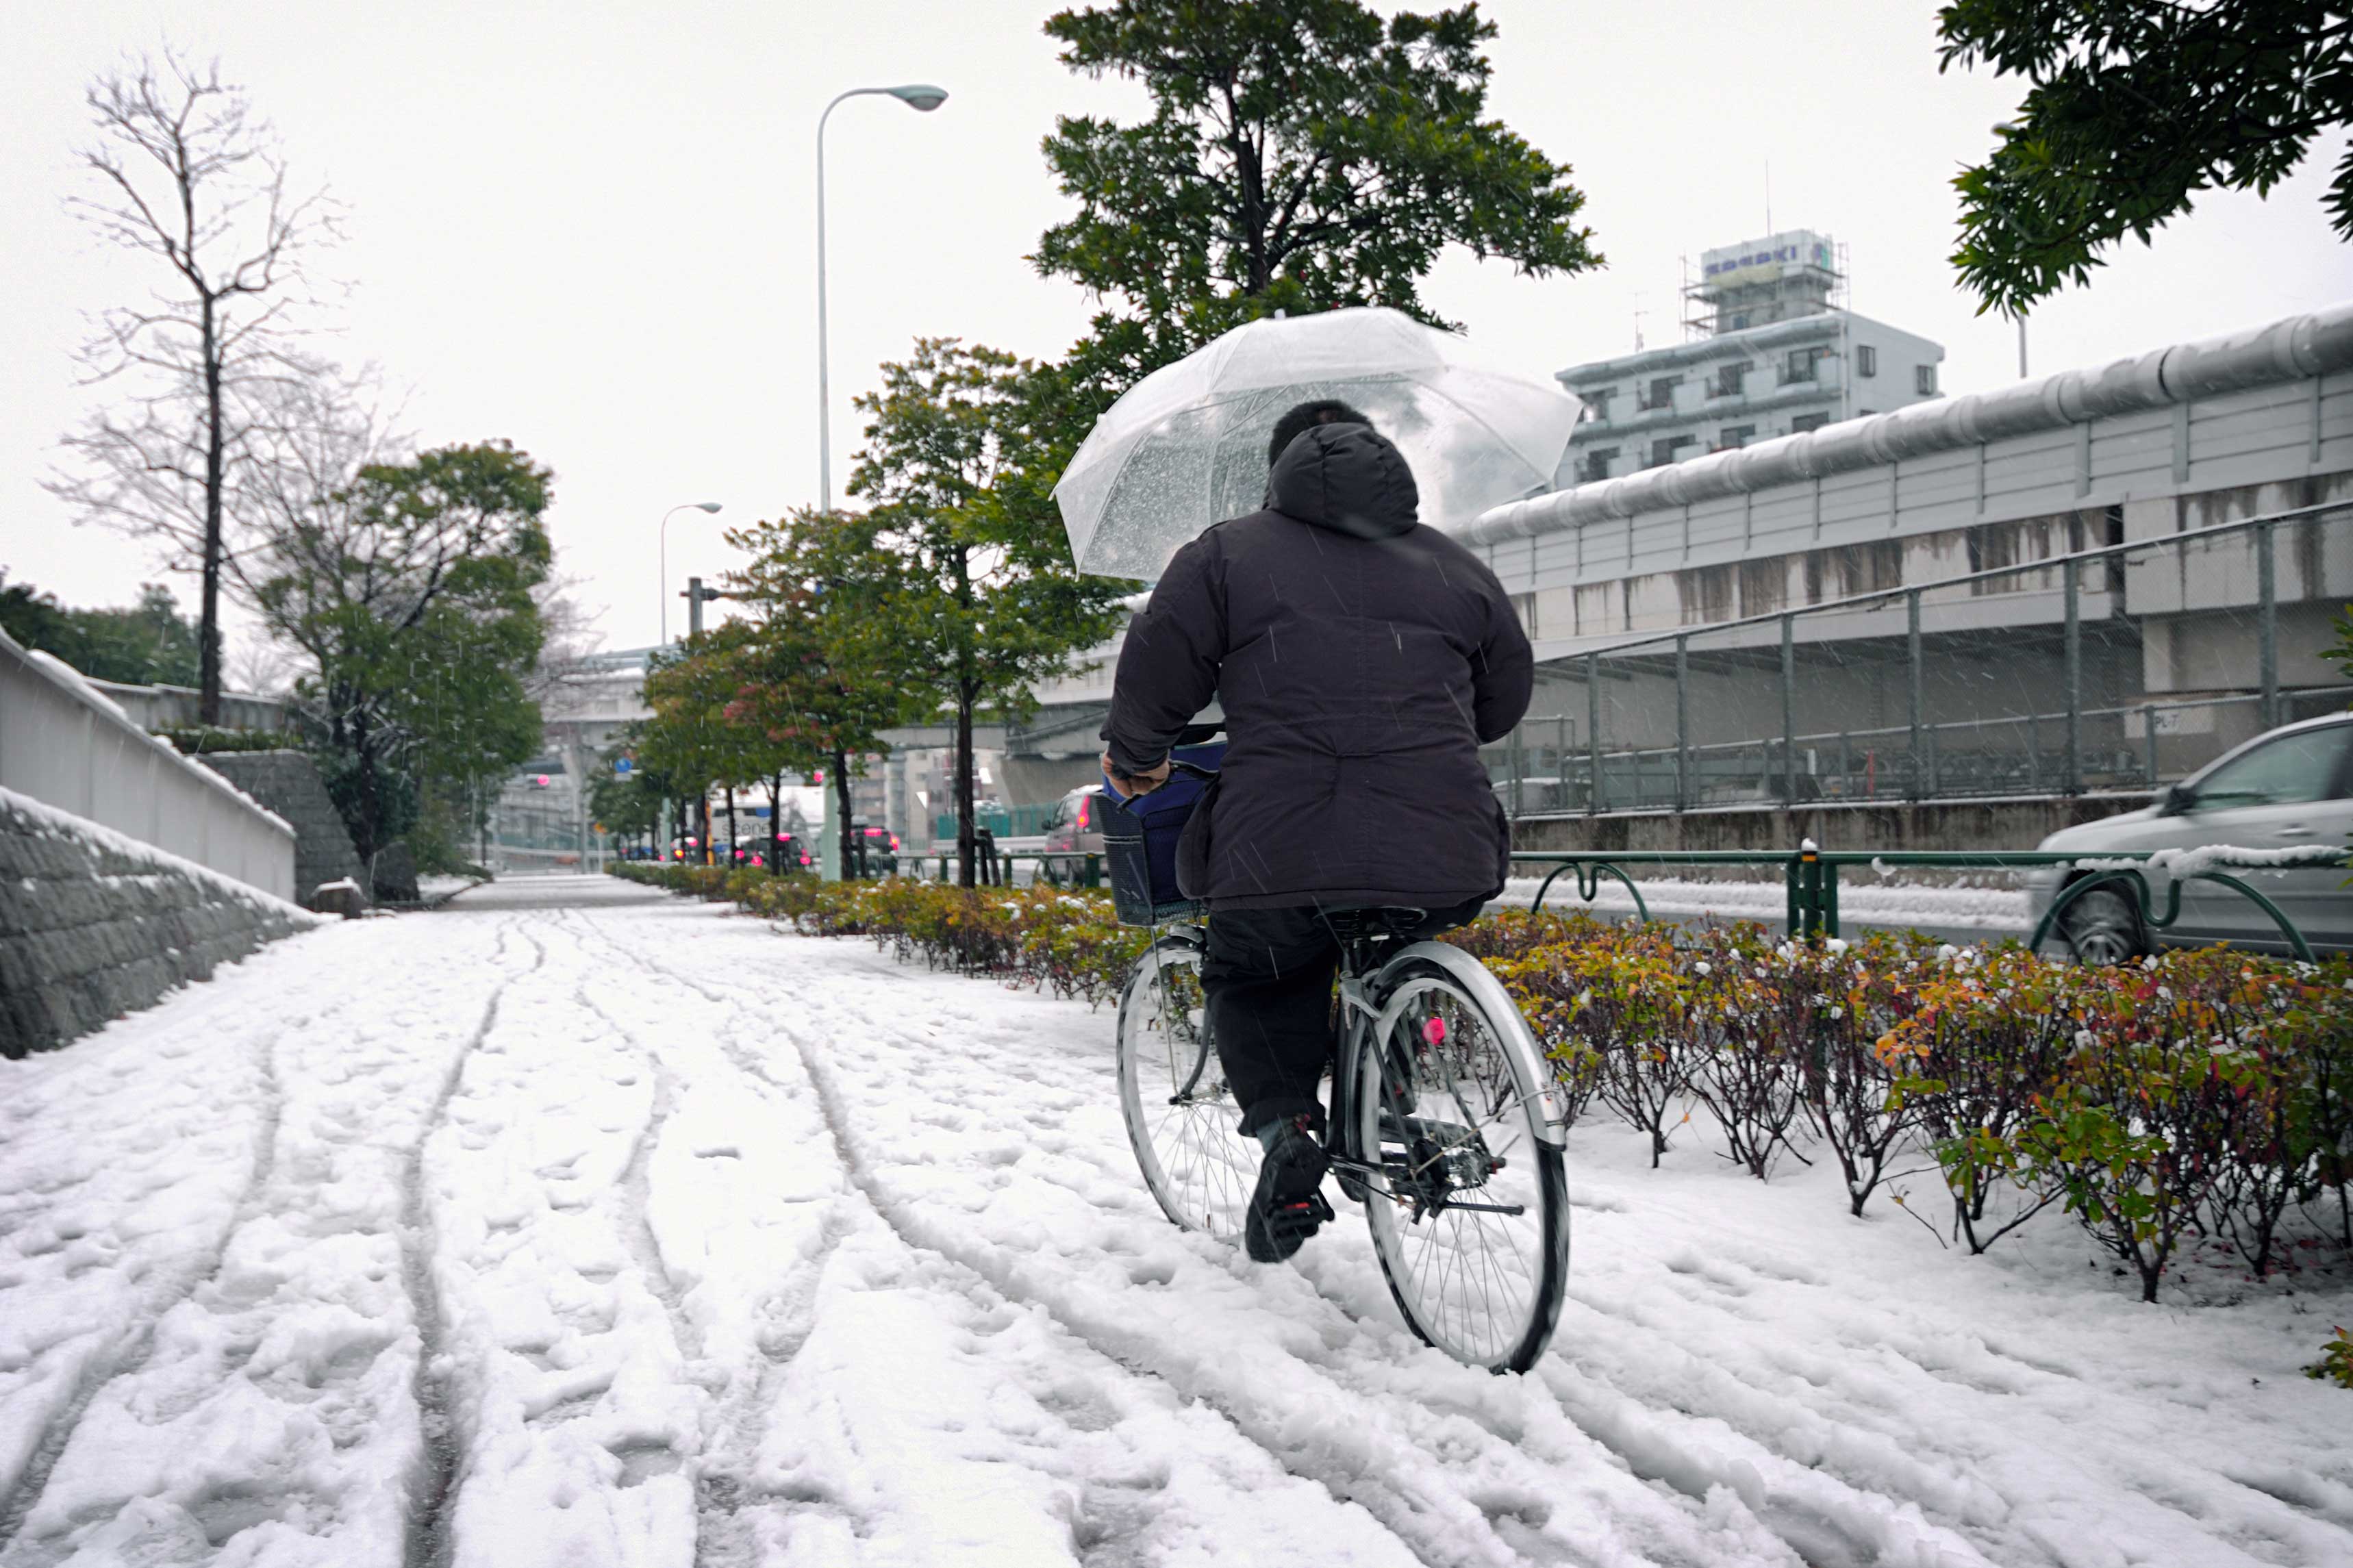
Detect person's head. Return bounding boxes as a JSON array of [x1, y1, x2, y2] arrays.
[[1266, 400, 1373, 468]]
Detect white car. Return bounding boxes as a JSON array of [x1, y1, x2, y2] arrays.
[[2028, 712, 2352, 961]]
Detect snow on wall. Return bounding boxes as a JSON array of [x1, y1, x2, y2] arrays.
[[0, 626, 295, 900], [0, 785, 318, 1058]]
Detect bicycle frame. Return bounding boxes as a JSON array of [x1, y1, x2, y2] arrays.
[[1324, 939, 1572, 1193]]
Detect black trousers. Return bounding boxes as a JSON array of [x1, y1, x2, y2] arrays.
[[1201, 898, 1486, 1136]]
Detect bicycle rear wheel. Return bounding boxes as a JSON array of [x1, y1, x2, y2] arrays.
[[1355, 957, 1568, 1372], [1118, 937, 1254, 1240]]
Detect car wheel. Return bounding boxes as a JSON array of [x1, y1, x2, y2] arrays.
[[2059, 882, 2147, 965]]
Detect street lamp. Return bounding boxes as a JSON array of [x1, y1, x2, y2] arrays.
[[659, 501, 724, 644], [816, 83, 948, 512]]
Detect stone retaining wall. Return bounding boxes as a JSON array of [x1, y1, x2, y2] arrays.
[[200, 750, 367, 907], [0, 787, 319, 1058]]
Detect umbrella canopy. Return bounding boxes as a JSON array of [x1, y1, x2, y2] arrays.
[[1053, 306, 1581, 580]]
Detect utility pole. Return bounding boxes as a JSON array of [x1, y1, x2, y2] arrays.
[[681, 577, 725, 637]]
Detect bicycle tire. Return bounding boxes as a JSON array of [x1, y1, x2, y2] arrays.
[[1354, 955, 1569, 1373], [1117, 935, 1255, 1240]]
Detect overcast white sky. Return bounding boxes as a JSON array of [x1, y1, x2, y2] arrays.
[[5, 0, 2350, 668]]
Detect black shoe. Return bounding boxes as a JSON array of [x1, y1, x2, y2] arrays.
[[1246, 1118, 1334, 1263]]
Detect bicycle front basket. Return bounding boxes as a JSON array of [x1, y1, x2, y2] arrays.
[[1100, 743, 1220, 926]]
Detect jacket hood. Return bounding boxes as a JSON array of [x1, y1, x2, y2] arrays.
[[1267, 423, 1419, 540]]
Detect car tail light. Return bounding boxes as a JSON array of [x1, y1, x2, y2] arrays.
[[1076, 796, 1090, 831]]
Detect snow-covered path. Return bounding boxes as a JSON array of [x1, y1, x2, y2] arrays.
[[1, 877, 2346, 1567]]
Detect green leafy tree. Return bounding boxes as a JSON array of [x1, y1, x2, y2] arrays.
[[586, 738, 664, 856], [848, 341, 1128, 885], [726, 509, 923, 876], [637, 631, 742, 863], [1035, 0, 1600, 393], [0, 576, 201, 687], [253, 441, 551, 861], [1939, 1, 2353, 315]]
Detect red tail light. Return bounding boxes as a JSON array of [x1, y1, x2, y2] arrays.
[[1076, 796, 1090, 831]]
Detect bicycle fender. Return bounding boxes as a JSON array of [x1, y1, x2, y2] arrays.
[[1372, 941, 1571, 1150]]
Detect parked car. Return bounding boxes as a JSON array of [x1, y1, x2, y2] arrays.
[[2027, 712, 2353, 961], [1042, 785, 1105, 857], [849, 824, 898, 875]]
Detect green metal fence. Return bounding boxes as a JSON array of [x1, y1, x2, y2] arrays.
[[905, 842, 2339, 960], [1509, 845, 2341, 961]]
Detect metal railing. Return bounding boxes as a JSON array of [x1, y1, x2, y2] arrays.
[[1485, 500, 2353, 818], [1509, 845, 2341, 960]]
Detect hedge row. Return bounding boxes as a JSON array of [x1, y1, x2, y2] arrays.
[[613, 864, 2353, 1302], [1476, 909, 2353, 1301], [616, 863, 1149, 1004]]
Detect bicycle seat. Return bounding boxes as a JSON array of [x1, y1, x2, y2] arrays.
[[1318, 907, 1429, 944]]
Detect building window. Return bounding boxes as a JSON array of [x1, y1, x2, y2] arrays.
[[1716, 425, 1757, 451], [1854, 344, 1877, 377], [1915, 364, 1939, 395], [1576, 446, 1619, 483], [1639, 375, 1683, 412], [1581, 388, 1613, 421], [1781, 346, 1826, 385], [1648, 434, 1697, 468], [1509, 592, 1539, 640], [1789, 412, 1829, 433], [1713, 361, 1748, 398]]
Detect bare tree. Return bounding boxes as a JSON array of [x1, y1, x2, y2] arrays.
[[44, 50, 339, 723]]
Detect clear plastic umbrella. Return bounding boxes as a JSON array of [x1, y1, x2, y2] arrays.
[[1053, 306, 1581, 579]]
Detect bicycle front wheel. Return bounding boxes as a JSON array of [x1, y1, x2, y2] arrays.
[[1355, 957, 1568, 1373], [1118, 936, 1254, 1241]]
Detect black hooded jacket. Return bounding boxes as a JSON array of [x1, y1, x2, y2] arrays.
[[1102, 422, 1534, 910]]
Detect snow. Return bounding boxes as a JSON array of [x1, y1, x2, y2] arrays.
[[2069, 845, 2348, 877], [0, 785, 318, 926], [0, 876, 2346, 1566], [1498, 874, 2033, 935]]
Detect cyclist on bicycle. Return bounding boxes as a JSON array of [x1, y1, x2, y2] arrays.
[[1099, 401, 1533, 1263]]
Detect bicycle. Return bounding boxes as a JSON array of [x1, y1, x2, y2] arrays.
[[1109, 759, 1572, 1374]]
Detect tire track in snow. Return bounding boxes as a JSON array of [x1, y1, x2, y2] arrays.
[[546, 913, 864, 1564], [752, 933, 2014, 1568], [685, 1200, 856, 1568], [402, 920, 531, 1568], [612, 937, 1450, 1568], [0, 1017, 294, 1554]]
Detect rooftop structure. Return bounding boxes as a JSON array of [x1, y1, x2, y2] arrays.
[[1557, 231, 1946, 485]]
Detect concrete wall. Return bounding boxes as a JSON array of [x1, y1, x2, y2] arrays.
[[201, 751, 368, 908], [0, 629, 297, 901], [0, 788, 317, 1059], [1511, 791, 2151, 859], [82, 678, 290, 735]]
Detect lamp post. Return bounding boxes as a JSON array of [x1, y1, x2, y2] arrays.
[[816, 83, 948, 513], [659, 501, 724, 643]]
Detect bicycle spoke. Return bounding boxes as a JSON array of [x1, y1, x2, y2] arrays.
[[1357, 968, 1565, 1371]]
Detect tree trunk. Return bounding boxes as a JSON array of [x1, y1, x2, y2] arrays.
[[832, 748, 855, 878], [954, 690, 977, 889], [199, 291, 225, 726], [767, 772, 783, 876], [349, 698, 381, 862], [722, 782, 736, 868]]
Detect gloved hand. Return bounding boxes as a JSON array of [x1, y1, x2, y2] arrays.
[[1100, 751, 1172, 799]]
